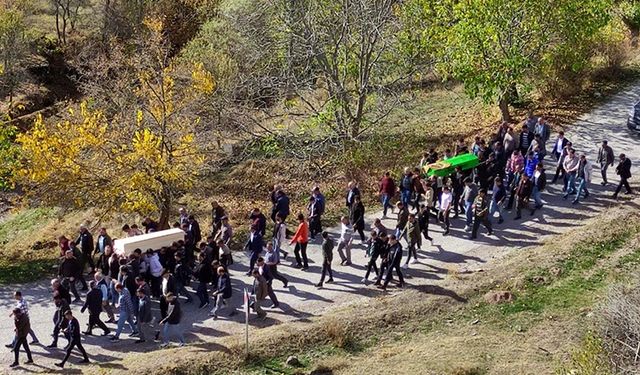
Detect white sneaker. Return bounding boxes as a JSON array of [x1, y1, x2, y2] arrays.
[[410, 259, 418, 264], [402, 264, 409, 270], [464, 225, 471, 232]]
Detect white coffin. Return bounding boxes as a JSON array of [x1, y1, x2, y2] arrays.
[[113, 228, 185, 255]]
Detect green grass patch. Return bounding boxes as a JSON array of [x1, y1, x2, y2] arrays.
[[474, 225, 640, 322], [0, 258, 55, 284], [0, 207, 54, 248]]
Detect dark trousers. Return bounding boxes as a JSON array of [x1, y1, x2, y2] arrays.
[[364, 256, 379, 279], [160, 296, 168, 319], [88, 313, 109, 334], [376, 261, 389, 284], [614, 177, 632, 195], [471, 216, 492, 238], [13, 336, 32, 364], [354, 227, 365, 242], [150, 276, 162, 298], [270, 265, 288, 286], [76, 275, 88, 290], [404, 239, 419, 264], [196, 281, 209, 306], [61, 338, 88, 364], [176, 281, 193, 302], [82, 251, 95, 271], [249, 251, 260, 272], [294, 242, 309, 268], [319, 260, 333, 283], [266, 281, 279, 306], [52, 319, 69, 346], [382, 262, 404, 287], [309, 216, 322, 238], [63, 277, 81, 300], [552, 165, 564, 183]]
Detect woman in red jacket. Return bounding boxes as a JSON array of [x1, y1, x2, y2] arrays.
[[290, 213, 309, 270]]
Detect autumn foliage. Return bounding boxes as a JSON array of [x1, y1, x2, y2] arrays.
[[16, 19, 215, 228]]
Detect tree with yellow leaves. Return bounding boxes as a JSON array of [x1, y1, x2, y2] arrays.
[[16, 17, 216, 228]]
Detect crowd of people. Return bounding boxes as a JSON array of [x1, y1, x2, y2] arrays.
[[6, 112, 634, 368]]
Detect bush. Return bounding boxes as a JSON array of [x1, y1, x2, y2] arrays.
[[599, 279, 640, 373]]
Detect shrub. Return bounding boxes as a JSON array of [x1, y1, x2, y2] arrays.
[[598, 279, 640, 373]]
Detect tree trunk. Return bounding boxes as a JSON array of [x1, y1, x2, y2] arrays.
[[631, 27, 639, 48], [158, 186, 171, 230], [498, 96, 511, 123], [508, 83, 519, 103]]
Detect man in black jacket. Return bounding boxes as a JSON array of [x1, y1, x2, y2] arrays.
[[209, 267, 234, 319], [48, 292, 70, 348], [193, 253, 211, 308], [50, 278, 71, 305], [81, 281, 110, 336], [271, 190, 290, 223], [55, 310, 89, 368], [377, 235, 404, 290], [531, 163, 547, 214], [613, 153, 633, 199], [159, 294, 185, 347], [76, 224, 95, 273], [135, 288, 153, 344], [59, 250, 83, 303], [363, 231, 385, 284], [10, 308, 33, 368]]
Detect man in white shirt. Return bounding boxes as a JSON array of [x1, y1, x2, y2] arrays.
[[439, 186, 453, 236], [337, 217, 353, 266], [553, 131, 569, 160]]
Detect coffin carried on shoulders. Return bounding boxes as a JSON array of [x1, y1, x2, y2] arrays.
[[113, 228, 185, 255], [424, 153, 479, 177]]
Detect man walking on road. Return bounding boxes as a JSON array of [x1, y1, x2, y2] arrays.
[[337, 216, 353, 266], [10, 308, 33, 368], [80, 281, 110, 336], [316, 231, 335, 288], [5, 291, 38, 348], [55, 310, 90, 368], [377, 235, 404, 291], [597, 140, 615, 185], [613, 153, 633, 199], [572, 154, 592, 204], [379, 172, 396, 218], [471, 188, 493, 239], [76, 224, 95, 274]]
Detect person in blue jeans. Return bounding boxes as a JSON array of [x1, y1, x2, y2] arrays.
[[461, 177, 478, 232], [562, 149, 579, 196], [379, 171, 396, 218], [160, 293, 185, 347], [572, 154, 592, 204], [399, 168, 413, 208], [109, 283, 138, 342], [489, 177, 506, 224]]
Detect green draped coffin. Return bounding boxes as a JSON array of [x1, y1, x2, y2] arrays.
[[424, 153, 479, 177]]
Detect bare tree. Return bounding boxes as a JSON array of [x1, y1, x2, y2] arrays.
[[50, 0, 88, 45], [0, 2, 28, 112], [284, 0, 405, 141]]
